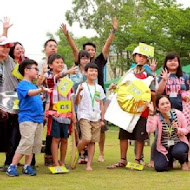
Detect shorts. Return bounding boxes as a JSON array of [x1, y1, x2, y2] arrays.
[[119, 117, 148, 142], [79, 119, 101, 142], [50, 119, 69, 139], [16, 122, 43, 155]]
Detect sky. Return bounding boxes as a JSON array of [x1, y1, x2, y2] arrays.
[[0, 0, 190, 62]]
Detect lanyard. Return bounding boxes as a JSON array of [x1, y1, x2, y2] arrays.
[[87, 83, 96, 108]]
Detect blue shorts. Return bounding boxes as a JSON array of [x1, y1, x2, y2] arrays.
[[50, 119, 69, 139]]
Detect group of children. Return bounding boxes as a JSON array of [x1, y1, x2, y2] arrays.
[[1, 16, 190, 177]]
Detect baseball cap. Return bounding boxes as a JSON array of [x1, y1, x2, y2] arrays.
[[0, 36, 14, 47], [132, 46, 150, 58]]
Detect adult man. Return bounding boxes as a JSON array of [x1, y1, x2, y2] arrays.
[[61, 18, 118, 162], [0, 36, 20, 171]]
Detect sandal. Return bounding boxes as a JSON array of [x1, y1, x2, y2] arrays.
[[107, 162, 126, 169]]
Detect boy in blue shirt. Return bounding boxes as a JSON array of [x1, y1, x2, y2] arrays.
[[6, 59, 50, 177]]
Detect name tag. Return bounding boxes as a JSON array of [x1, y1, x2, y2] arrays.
[[48, 166, 69, 174], [57, 78, 73, 97], [126, 162, 144, 171], [168, 140, 174, 147], [53, 101, 71, 114]]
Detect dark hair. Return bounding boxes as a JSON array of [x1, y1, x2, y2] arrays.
[[44, 39, 57, 49], [47, 54, 64, 65], [84, 61, 98, 72], [9, 42, 23, 59], [155, 95, 170, 108], [18, 59, 38, 76], [83, 42, 96, 50], [78, 50, 90, 65], [163, 52, 183, 78]]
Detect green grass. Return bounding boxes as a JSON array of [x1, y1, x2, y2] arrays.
[[0, 128, 190, 190]]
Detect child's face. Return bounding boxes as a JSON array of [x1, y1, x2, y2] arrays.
[[166, 57, 179, 72], [157, 97, 171, 114], [85, 68, 98, 80], [134, 53, 148, 65], [26, 64, 39, 79], [50, 58, 64, 73], [80, 56, 90, 68]]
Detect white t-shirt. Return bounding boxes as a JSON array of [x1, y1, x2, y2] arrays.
[[76, 82, 105, 121]]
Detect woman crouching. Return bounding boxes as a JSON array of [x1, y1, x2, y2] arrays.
[[147, 95, 189, 172]]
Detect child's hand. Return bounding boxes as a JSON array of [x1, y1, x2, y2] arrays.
[[109, 83, 116, 90], [100, 120, 105, 127], [78, 83, 84, 92], [67, 66, 77, 75], [147, 102, 154, 115], [160, 68, 170, 82], [43, 87, 52, 94], [149, 58, 157, 72]]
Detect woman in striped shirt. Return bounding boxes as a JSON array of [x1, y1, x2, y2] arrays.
[[147, 95, 189, 172]]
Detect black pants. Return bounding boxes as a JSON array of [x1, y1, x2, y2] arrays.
[[154, 142, 188, 172], [4, 114, 36, 166]]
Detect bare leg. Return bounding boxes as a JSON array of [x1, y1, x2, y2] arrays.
[[60, 138, 68, 166], [12, 153, 23, 165], [135, 141, 144, 163], [86, 142, 95, 171], [77, 140, 90, 153], [51, 137, 60, 166], [25, 154, 33, 165], [98, 132, 105, 162], [120, 140, 128, 164]]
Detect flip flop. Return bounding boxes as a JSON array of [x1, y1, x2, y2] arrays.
[[107, 162, 126, 169]]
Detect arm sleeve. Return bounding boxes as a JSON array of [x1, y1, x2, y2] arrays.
[[146, 115, 158, 134]]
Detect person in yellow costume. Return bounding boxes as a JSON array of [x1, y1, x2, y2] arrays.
[[106, 45, 156, 168]]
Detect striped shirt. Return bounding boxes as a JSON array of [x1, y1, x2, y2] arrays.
[[160, 110, 180, 149], [0, 56, 18, 91]]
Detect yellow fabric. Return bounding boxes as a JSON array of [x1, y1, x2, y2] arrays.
[[116, 80, 151, 113]]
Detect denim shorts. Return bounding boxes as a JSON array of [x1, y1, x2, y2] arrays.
[[50, 119, 69, 139]]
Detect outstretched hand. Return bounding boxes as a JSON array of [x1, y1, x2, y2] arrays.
[[112, 17, 118, 31], [160, 68, 170, 81], [149, 58, 157, 72], [67, 66, 77, 75], [60, 23, 69, 36], [1, 17, 13, 30]]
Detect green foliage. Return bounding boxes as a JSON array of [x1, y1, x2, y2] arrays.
[[64, 0, 190, 75]]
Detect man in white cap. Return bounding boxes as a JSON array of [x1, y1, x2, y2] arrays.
[[0, 35, 21, 171]]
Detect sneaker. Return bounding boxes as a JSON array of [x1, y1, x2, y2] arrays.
[[22, 165, 37, 176], [6, 165, 19, 177]]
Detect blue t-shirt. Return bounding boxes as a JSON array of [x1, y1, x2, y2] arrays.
[[17, 80, 43, 123], [158, 73, 189, 111]]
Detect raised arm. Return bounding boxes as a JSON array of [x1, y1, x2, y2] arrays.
[[60, 24, 79, 63], [1, 17, 13, 37], [102, 17, 118, 59], [156, 69, 170, 95]]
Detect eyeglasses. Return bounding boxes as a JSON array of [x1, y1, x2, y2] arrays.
[[27, 67, 39, 72]]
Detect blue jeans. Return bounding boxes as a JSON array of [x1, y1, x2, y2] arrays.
[[154, 142, 188, 172]]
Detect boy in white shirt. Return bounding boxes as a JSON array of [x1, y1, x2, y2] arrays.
[[76, 62, 105, 171]]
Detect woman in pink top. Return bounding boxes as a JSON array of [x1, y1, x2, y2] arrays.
[[147, 95, 189, 172]]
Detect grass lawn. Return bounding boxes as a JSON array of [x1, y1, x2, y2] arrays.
[[0, 126, 190, 190]]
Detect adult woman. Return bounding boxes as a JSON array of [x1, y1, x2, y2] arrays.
[[9, 42, 27, 63], [147, 95, 189, 172]]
